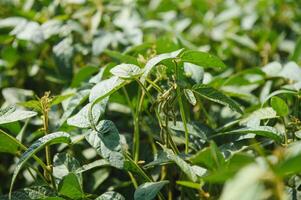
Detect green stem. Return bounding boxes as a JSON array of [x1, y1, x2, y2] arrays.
[[173, 60, 189, 154]]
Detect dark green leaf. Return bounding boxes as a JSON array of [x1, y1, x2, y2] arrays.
[[192, 84, 243, 114], [134, 181, 169, 200]]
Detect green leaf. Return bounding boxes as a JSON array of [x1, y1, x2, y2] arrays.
[[59, 89, 90, 125], [50, 93, 74, 106], [240, 107, 277, 127], [140, 49, 183, 83], [180, 50, 226, 70], [134, 181, 169, 200], [89, 76, 126, 103], [95, 191, 125, 200], [218, 126, 283, 143], [71, 66, 99, 88], [18, 100, 42, 112], [275, 141, 301, 176], [0, 129, 20, 154], [104, 50, 139, 65], [58, 173, 83, 200], [1, 186, 56, 200], [9, 132, 71, 197], [110, 64, 143, 79], [85, 120, 124, 169], [53, 152, 81, 182], [189, 141, 225, 170], [192, 84, 243, 114], [67, 99, 108, 128], [0, 105, 37, 125], [184, 89, 197, 106], [160, 145, 198, 182], [270, 96, 289, 117]]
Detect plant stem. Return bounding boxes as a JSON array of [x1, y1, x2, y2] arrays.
[[173, 60, 189, 154]]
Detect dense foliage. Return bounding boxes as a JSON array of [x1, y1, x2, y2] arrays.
[[1, 0, 301, 199]]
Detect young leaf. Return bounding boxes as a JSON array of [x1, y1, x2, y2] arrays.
[[85, 120, 124, 169], [140, 49, 183, 83], [134, 181, 169, 200], [180, 50, 226, 70], [110, 64, 143, 79], [270, 96, 289, 117], [58, 173, 84, 200], [9, 132, 71, 197], [95, 191, 125, 200], [0, 105, 37, 125], [192, 84, 243, 114]]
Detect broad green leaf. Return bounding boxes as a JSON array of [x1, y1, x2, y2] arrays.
[[85, 120, 124, 169], [220, 164, 266, 200], [89, 76, 126, 102], [240, 107, 277, 127], [160, 145, 197, 182], [53, 152, 81, 182], [1, 186, 56, 200], [180, 50, 226, 70], [140, 49, 183, 83], [58, 173, 83, 200], [184, 89, 197, 106], [53, 37, 74, 80], [71, 66, 99, 88], [262, 89, 297, 104], [134, 181, 169, 200], [18, 100, 42, 112], [204, 153, 254, 183], [279, 62, 301, 82], [192, 84, 243, 114], [0, 129, 20, 154], [0, 105, 37, 125], [95, 191, 125, 200], [67, 99, 108, 128], [60, 89, 90, 125], [110, 64, 143, 79], [270, 96, 289, 117], [104, 50, 139, 65], [189, 141, 225, 170], [10, 132, 71, 197], [219, 126, 283, 143]]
